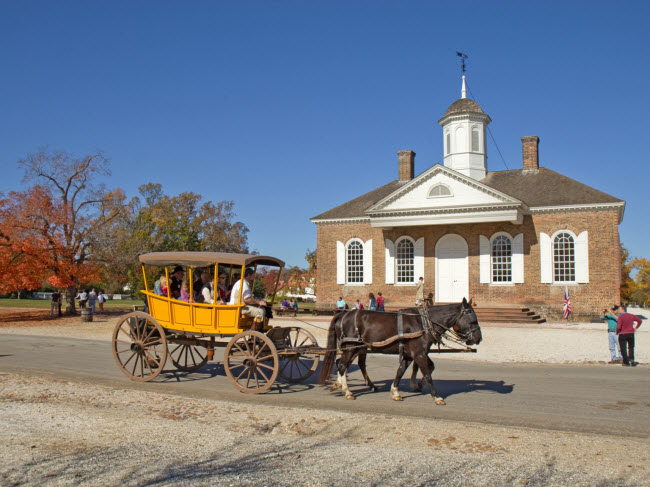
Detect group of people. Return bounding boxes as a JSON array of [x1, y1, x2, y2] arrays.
[[153, 266, 268, 325], [336, 292, 385, 312], [74, 288, 108, 314], [601, 304, 643, 366], [280, 299, 299, 310]]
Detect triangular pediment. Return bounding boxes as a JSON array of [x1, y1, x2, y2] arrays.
[[366, 164, 522, 214]]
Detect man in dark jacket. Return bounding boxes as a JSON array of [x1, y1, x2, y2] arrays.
[[615, 305, 643, 367]]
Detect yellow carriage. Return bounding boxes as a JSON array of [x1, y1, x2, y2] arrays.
[[111, 251, 320, 393]]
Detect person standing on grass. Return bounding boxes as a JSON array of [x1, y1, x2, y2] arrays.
[[615, 305, 643, 367], [88, 288, 97, 314], [601, 305, 622, 363], [50, 290, 62, 318], [97, 291, 105, 313]]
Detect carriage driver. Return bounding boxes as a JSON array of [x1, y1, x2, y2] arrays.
[[229, 268, 267, 326]]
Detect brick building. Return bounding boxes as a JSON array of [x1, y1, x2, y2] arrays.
[[311, 77, 625, 315]]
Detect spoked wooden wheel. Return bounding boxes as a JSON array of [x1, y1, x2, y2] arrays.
[[169, 343, 209, 372], [278, 327, 320, 383], [112, 312, 168, 382], [224, 330, 279, 394]]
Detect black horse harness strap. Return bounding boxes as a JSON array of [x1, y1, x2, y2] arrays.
[[338, 310, 365, 349], [397, 310, 405, 358]]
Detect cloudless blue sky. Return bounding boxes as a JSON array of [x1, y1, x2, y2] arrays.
[[1, 1, 649, 267]]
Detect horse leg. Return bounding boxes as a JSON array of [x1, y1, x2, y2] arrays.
[[358, 351, 377, 392], [329, 358, 343, 392], [335, 350, 356, 400], [390, 356, 412, 401], [414, 354, 445, 405], [409, 362, 422, 392]]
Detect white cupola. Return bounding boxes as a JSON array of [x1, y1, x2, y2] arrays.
[[438, 76, 491, 180]]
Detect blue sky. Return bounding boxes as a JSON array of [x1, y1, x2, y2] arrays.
[[1, 1, 649, 267]]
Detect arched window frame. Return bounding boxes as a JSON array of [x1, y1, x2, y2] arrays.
[[551, 230, 576, 283], [427, 183, 453, 199], [395, 236, 416, 284], [445, 131, 451, 155], [345, 238, 364, 284], [490, 232, 513, 283]]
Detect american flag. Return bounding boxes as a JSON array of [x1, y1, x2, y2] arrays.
[[563, 286, 572, 319]]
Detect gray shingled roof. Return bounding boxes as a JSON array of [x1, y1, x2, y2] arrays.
[[480, 168, 623, 207], [442, 98, 486, 118], [311, 167, 623, 221]]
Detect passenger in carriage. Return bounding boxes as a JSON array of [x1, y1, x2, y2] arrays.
[[192, 269, 204, 302], [180, 280, 191, 302], [199, 271, 215, 304], [154, 276, 168, 296], [169, 266, 184, 299], [229, 268, 267, 323], [217, 273, 229, 303]]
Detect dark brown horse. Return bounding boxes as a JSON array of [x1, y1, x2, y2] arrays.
[[318, 298, 482, 404]]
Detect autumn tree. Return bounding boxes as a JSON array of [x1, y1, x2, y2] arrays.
[[620, 243, 634, 302], [100, 183, 250, 293], [0, 149, 125, 313]]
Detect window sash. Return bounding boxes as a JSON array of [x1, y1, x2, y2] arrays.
[[346, 241, 364, 283], [491, 236, 512, 282], [553, 233, 575, 282], [396, 240, 414, 283]]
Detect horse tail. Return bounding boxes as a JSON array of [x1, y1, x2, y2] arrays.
[[318, 312, 341, 384]]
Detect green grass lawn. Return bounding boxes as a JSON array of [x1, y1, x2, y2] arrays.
[[0, 298, 143, 309]]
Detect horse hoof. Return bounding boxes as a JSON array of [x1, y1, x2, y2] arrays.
[[329, 384, 341, 392], [434, 397, 446, 406], [392, 395, 403, 401], [345, 394, 356, 400]]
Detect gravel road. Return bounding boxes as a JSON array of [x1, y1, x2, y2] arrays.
[[1, 312, 649, 486]]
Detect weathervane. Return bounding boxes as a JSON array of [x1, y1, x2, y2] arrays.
[[456, 51, 468, 74]]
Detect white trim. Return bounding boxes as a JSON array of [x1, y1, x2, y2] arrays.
[[575, 231, 589, 283], [530, 202, 624, 212], [311, 217, 371, 225], [479, 235, 490, 284], [363, 239, 373, 284], [385, 238, 395, 285], [512, 233, 524, 284], [540, 232, 552, 283], [414, 237, 424, 284], [370, 208, 523, 227]]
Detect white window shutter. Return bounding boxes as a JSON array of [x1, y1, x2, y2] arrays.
[[540, 232, 552, 283], [385, 239, 395, 284], [575, 231, 589, 283], [363, 239, 373, 284], [414, 238, 424, 283], [512, 233, 524, 283], [479, 235, 490, 284], [336, 241, 345, 284]]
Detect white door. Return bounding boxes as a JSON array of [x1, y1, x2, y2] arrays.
[[435, 234, 469, 303]]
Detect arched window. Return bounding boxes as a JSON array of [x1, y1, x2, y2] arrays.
[[491, 235, 512, 282], [446, 133, 451, 155], [428, 184, 452, 197], [346, 240, 364, 283], [396, 239, 414, 283], [553, 232, 575, 282], [471, 128, 479, 152]]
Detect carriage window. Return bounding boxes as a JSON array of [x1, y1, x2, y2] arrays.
[[554, 232, 575, 282], [491, 235, 512, 282], [396, 239, 414, 283], [346, 240, 364, 283]]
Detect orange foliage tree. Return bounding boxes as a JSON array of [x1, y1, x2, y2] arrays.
[[0, 149, 125, 313]]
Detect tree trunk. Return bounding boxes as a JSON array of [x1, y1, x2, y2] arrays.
[[65, 286, 77, 315]]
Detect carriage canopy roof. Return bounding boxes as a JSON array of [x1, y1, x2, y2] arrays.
[[138, 252, 285, 268]]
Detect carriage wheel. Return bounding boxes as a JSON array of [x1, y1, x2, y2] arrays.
[[169, 343, 209, 372], [224, 330, 279, 394], [278, 327, 320, 383], [112, 311, 168, 382]]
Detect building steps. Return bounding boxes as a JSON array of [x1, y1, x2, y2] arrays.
[[471, 306, 546, 324]]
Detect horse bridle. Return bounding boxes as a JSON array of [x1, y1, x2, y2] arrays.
[[422, 301, 479, 344]]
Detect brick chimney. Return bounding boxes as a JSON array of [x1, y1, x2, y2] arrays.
[[521, 136, 539, 172], [398, 150, 415, 181]]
